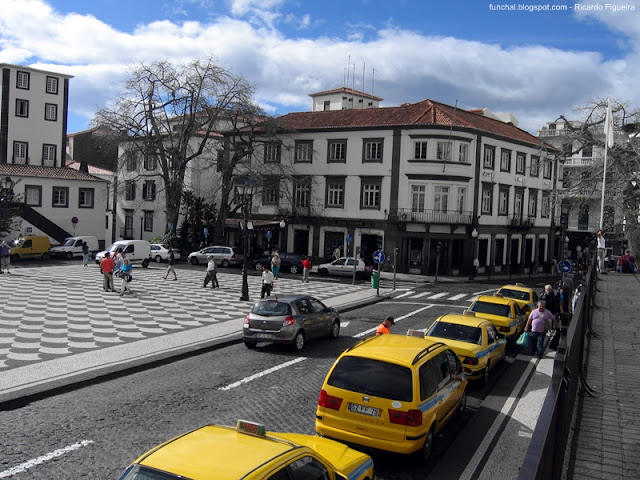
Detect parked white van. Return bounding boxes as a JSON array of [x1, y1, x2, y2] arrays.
[[95, 240, 151, 267], [51, 235, 100, 259]]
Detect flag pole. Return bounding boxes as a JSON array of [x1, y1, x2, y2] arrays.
[[599, 96, 614, 229]]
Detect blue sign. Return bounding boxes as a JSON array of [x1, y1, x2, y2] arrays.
[[346, 234, 353, 243], [266, 230, 272, 239], [168, 223, 174, 231], [203, 227, 209, 236], [559, 260, 572, 273], [373, 250, 386, 263]]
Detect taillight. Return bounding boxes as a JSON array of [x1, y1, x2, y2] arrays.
[[388, 409, 422, 427], [282, 316, 295, 327], [498, 326, 510, 333], [231, 254, 236, 259], [244, 315, 250, 326], [463, 356, 478, 365], [318, 390, 343, 410]]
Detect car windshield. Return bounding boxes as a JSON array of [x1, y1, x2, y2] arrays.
[[117, 465, 181, 480], [63, 238, 76, 246], [10, 239, 23, 247], [427, 322, 482, 345], [106, 243, 122, 252], [327, 356, 413, 402], [470, 301, 512, 318], [252, 301, 292, 316], [498, 289, 529, 301]]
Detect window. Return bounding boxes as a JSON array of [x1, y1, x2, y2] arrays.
[[481, 184, 493, 214], [263, 178, 279, 205], [42, 144, 56, 166], [46, 76, 59, 94], [498, 188, 509, 215], [484, 146, 495, 169], [126, 154, 137, 171], [125, 180, 136, 200], [459, 143, 468, 163], [434, 186, 449, 213], [264, 143, 281, 163], [143, 156, 157, 170], [530, 156, 539, 177], [514, 191, 523, 218], [15, 99, 28, 117], [16, 71, 29, 89], [528, 191, 538, 217], [456, 187, 467, 214], [295, 141, 313, 163], [500, 150, 511, 172], [516, 153, 526, 174], [25, 185, 42, 206], [52, 187, 69, 207], [414, 141, 428, 160], [327, 140, 347, 163], [294, 180, 310, 208], [541, 192, 550, 218], [437, 142, 451, 161], [13, 141, 28, 164], [412, 185, 425, 212], [361, 178, 381, 209], [144, 211, 154, 232], [326, 178, 345, 207], [542, 158, 552, 179], [79, 188, 94, 208], [44, 103, 57, 121], [323, 100, 330, 111], [363, 139, 383, 162], [142, 181, 156, 201], [287, 456, 329, 480]]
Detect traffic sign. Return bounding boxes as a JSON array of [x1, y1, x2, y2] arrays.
[[346, 234, 353, 243], [266, 230, 272, 239], [373, 250, 386, 263], [559, 260, 572, 273]]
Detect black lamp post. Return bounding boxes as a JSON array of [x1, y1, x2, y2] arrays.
[[236, 178, 257, 301], [469, 228, 479, 280]]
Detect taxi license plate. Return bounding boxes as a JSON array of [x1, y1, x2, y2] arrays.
[[257, 333, 273, 339], [348, 403, 380, 417]]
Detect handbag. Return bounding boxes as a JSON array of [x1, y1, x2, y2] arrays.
[[516, 331, 530, 348]]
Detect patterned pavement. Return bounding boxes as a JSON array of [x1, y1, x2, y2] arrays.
[[0, 264, 366, 371]]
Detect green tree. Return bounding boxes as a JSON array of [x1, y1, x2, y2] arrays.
[[0, 179, 21, 237]]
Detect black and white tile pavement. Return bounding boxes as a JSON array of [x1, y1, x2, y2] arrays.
[[0, 265, 366, 371]]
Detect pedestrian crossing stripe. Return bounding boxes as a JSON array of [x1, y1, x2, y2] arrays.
[[393, 291, 478, 302], [410, 291, 432, 298], [428, 292, 447, 299]]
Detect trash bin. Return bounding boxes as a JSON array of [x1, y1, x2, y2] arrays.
[[371, 271, 380, 289]]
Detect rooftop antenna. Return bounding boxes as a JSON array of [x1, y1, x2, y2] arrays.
[[361, 63, 365, 108], [443, 99, 459, 173]]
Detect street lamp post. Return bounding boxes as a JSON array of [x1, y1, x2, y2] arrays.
[[279, 219, 286, 251], [236, 178, 257, 301], [469, 228, 479, 280]]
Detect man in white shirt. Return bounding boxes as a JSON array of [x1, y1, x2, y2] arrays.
[[597, 229, 606, 274], [204, 255, 219, 288], [261, 266, 275, 298]]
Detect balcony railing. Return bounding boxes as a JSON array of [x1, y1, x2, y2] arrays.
[[509, 215, 534, 228], [563, 156, 599, 167], [397, 208, 472, 224]]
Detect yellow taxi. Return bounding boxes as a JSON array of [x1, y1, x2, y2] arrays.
[[467, 295, 526, 345], [315, 334, 467, 462], [424, 313, 507, 384], [116, 420, 375, 480], [495, 283, 539, 318]]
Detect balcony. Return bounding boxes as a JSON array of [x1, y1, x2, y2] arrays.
[[562, 156, 599, 167], [509, 215, 534, 229], [397, 208, 472, 224]]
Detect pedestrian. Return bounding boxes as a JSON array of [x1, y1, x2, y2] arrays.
[[596, 229, 606, 273], [0, 240, 10, 274], [271, 251, 281, 280], [472, 257, 480, 278], [559, 285, 571, 326], [112, 247, 122, 278], [617, 249, 638, 273], [119, 251, 133, 296], [100, 252, 115, 292], [524, 301, 558, 358], [376, 316, 395, 335], [261, 265, 274, 298], [539, 284, 559, 317], [302, 256, 312, 283], [81, 241, 90, 266], [333, 246, 342, 260], [163, 249, 178, 280], [204, 255, 219, 288]]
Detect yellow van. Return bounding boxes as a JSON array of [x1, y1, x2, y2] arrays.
[[9, 236, 51, 261]]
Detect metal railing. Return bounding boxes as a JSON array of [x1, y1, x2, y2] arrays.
[[397, 208, 472, 224]]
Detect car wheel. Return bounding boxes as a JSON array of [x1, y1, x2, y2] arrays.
[[190, 257, 199, 265], [244, 340, 257, 349], [416, 428, 434, 463], [42, 253, 50, 260], [329, 320, 340, 339], [155, 255, 163, 263], [458, 391, 467, 417], [500, 347, 506, 364], [292, 330, 305, 351], [254, 262, 264, 271], [482, 364, 490, 385], [290, 265, 300, 274], [319, 268, 328, 277], [221, 259, 230, 268], [142, 258, 150, 268], [66, 252, 73, 260], [10, 254, 19, 262]]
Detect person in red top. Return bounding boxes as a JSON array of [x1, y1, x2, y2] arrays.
[[100, 252, 115, 292], [375, 316, 395, 335], [301, 257, 312, 283]]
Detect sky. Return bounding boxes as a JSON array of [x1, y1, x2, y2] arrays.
[[1, 0, 639, 135]]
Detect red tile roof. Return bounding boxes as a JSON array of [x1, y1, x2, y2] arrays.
[[275, 99, 554, 149], [0, 164, 106, 182], [65, 160, 114, 176]]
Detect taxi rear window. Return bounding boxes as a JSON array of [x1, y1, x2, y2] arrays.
[[498, 289, 529, 301], [427, 322, 482, 345], [252, 301, 292, 316], [327, 356, 413, 402], [470, 301, 511, 318]]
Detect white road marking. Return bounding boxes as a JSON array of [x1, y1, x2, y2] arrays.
[[448, 293, 468, 301], [0, 440, 94, 478], [218, 357, 307, 391], [394, 291, 415, 298], [354, 304, 436, 338], [340, 321, 350, 328], [410, 292, 432, 298], [428, 292, 448, 299]]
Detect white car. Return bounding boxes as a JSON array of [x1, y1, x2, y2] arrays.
[[188, 245, 242, 267], [317, 257, 374, 279], [150, 244, 181, 263]]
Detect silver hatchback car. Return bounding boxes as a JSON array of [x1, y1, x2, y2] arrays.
[[243, 295, 340, 351]]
